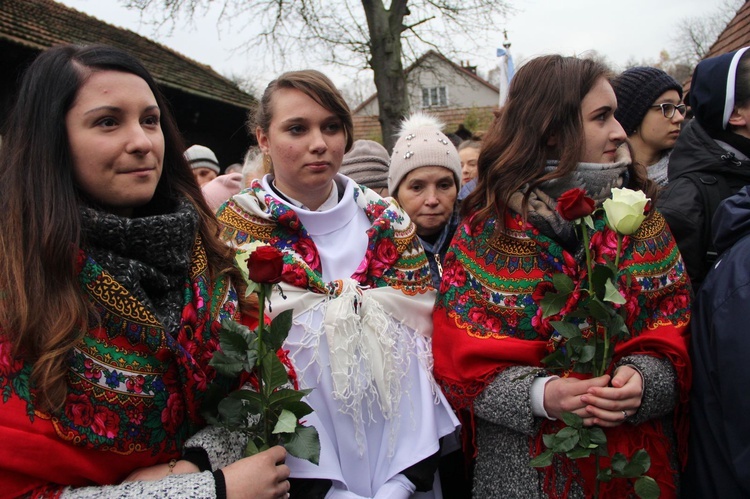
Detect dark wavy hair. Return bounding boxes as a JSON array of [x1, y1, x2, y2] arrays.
[[0, 44, 241, 412], [463, 54, 656, 230]]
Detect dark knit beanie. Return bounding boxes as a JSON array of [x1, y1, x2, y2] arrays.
[[690, 47, 750, 131], [612, 67, 683, 135], [340, 140, 390, 189]]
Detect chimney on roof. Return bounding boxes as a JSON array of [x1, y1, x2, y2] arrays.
[[461, 60, 477, 75]]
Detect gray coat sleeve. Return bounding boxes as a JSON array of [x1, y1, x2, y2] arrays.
[[472, 365, 542, 436], [60, 471, 216, 498], [617, 354, 678, 425], [184, 425, 248, 471]]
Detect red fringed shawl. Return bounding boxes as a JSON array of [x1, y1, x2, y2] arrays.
[[0, 241, 240, 498], [433, 209, 691, 498]]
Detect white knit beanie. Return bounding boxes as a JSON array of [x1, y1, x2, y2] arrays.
[[388, 113, 461, 196], [184, 144, 221, 174]]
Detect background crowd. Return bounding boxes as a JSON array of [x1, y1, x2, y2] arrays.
[[0, 40, 748, 499]]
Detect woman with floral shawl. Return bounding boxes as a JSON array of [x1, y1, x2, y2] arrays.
[[217, 69, 459, 498], [432, 55, 692, 498], [0, 44, 289, 498]]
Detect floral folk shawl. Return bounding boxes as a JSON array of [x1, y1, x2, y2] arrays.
[[216, 179, 433, 296], [432, 208, 692, 498], [0, 237, 239, 498], [216, 180, 437, 442]]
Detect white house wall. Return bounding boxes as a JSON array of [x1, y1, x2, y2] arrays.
[[355, 53, 499, 116]]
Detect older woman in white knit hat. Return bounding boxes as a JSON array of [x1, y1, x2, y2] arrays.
[[389, 113, 462, 289]]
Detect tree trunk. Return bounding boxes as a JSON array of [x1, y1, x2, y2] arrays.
[[361, 0, 409, 152]]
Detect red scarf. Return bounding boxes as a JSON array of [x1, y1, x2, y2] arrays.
[[433, 210, 691, 498], [0, 242, 240, 498]]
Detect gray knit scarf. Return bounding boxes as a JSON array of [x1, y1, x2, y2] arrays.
[[646, 152, 670, 188], [80, 200, 199, 336], [508, 157, 628, 255]]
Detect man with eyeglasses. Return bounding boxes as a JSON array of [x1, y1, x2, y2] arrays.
[[658, 47, 750, 293], [613, 66, 686, 188]]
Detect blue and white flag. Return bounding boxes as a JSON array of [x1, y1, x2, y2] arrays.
[[497, 47, 515, 106]]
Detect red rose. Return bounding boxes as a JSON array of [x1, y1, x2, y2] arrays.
[[90, 405, 121, 439], [441, 260, 467, 287], [532, 281, 555, 303], [557, 188, 595, 221], [468, 307, 488, 326], [161, 392, 186, 434], [0, 339, 23, 378], [374, 239, 400, 266], [284, 264, 309, 288], [66, 394, 94, 426], [294, 238, 321, 270], [246, 246, 285, 284]]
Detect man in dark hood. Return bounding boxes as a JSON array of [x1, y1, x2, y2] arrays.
[[684, 185, 750, 498], [658, 47, 750, 291]]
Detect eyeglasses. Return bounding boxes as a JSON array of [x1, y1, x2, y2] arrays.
[[650, 103, 687, 119]]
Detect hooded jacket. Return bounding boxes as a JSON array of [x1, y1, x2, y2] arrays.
[[657, 119, 750, 290], [683, 185, 750, 498], [658, 45, 750, 290]]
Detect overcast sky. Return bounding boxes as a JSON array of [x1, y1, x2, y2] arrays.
[[57, 0, 731, 91]]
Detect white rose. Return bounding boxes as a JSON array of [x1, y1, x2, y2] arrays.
[[602, 188, 650, 235]]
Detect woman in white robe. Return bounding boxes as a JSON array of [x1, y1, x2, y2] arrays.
[[216, 70, 459, 499]]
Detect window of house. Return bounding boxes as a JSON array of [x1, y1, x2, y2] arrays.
[[422, 86, 448, 107]]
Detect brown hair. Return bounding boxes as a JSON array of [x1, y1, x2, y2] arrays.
[[0, 44, 243, 412], [463, 54, 656, 230], [251, 69, 354, 153], [457, 139, 482, 153]]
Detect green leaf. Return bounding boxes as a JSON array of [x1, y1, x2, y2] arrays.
[[597, 467, 613, 482], [565, 447, 592, 459], [529, 450, 554, 467], [542, 433, 557, 448], [219, 320, 255, 357], [622, 449, 652, 477], [588, 427, 607, 445], [552, 273, 575, 294], [269, 388, 308, 408], [210, 351, 246, 378], [587, 297, 612, 321], [610, 452, 628, 475], [273, 409, 299, 434], [541, 348, 566, 368], [217, 397, 247, 427], [283, 400, 315, 419], [583, 215, 594, 230], [261, 350, 290, 392], [634, 476, 661, 499], [268, 310, 294, 350], [246, 346, 259, 370], [560, 412, 583, 429], [579, 344, 596, 363], [244, 438, 260, 458], [591, 264, 615, 299], [541, 291, 569, 319], [608, 313, 629, 341], [553, 427, 579, 453], [228, 389, 264, 413], [283, 425, 321, 465], [550, 321, 581, 339], [604, 278, 626, 305]]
